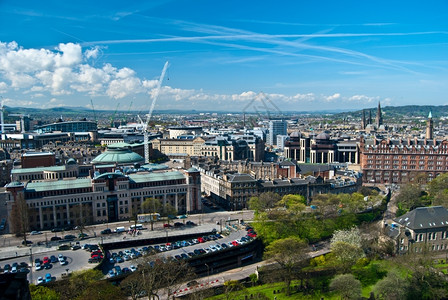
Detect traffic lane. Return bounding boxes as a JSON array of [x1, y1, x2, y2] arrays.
[[0, 210, 254, 248]]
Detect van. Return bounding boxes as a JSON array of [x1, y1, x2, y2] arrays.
[[130, 224, 143, 230], [115, 226, 126, 233]]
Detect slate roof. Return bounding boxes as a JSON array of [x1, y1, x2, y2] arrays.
[[394, 206, 448, 230], [25, 178, 92, 192], [227, 174, 256, 183], [128, 171, 185, 183]]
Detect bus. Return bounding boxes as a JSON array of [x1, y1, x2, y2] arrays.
[[137, 213, 160, 223]]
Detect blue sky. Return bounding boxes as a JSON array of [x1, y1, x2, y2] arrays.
[[0, 1, 447, 113]]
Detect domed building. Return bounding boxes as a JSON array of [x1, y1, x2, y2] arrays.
[[91, 147, 145, 166]]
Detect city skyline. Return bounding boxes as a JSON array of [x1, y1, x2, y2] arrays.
[[0, 1, 447, 112]]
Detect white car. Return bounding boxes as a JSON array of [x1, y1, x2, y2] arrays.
[[30, 231, 42, 235], [37, 277, 44, 285], [130, 265, 137, 272], [35, 262, 43, 271]]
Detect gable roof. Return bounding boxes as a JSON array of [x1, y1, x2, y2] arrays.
[[394, 206, 448, 230]]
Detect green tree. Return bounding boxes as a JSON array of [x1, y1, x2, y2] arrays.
[[395, 182, 424, 211], [9, 192, 30, 245], [331, 227, 365, 271], [373, 270, 408, 300], [141, 197, 162, 231], [30, 285, 60, 300], [264, 237, 310, 296], [76, 281, 124, 300], [278, 194, 307, 210], [330, 274, 362, 300], [248, 192, 281, 212]]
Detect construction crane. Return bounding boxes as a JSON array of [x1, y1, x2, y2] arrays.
[[0, 96, 4, 134], [109, 103, 120, 128], [122, 101, 133, 125], [141, 61, 169, 163], [9, 113, 30, 133], [90, 99, 97, 123]]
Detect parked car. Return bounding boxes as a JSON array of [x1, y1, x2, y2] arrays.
[[50, 256, 58, 263], [130, 265, 137, 272], [163, 223, 172, 228], [30, 231, 42, 235], [174, 222, 184, 227], [51, 228, 62, 232], [101, 228, 112, 234], [36, 276, 44, 285], [50, 236, 62, 241], [71, 245, 81, 250], [21, 240, 33, 245], [45, 273, 52, 283], [64, 234, 76, 240], [35, 262, 43, 271]]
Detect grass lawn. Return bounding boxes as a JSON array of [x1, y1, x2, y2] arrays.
[[206, 280, 375, 300]]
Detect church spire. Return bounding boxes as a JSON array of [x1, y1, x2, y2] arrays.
[[376, 102, 383, 128], [426, 110, 434, 139]]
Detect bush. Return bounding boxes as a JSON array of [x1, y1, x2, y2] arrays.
[[352, 262, 387, 287]]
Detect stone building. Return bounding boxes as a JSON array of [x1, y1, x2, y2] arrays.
[[391, 206, 448, 254]]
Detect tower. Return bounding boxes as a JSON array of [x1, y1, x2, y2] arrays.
[[426, 111, 433, 139], [361, 110, 366, 129], [376, 102, 383, 128], [368, 110, 372, 125]]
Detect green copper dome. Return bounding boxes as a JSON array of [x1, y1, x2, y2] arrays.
[[92, 148, 144, 165]]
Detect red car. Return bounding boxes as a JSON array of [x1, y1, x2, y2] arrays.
[[42, 257, 50, 264], [163, 223, 172, 228], [231, 241, 239, 246], [197, 237, 204, 243]]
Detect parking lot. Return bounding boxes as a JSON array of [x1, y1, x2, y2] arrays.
[[103, 223, 255, 278], [0, 247, 93, 285]]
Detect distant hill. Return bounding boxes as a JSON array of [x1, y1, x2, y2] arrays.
[[1, 104, 446, 119], [334, 105, 446, 120]]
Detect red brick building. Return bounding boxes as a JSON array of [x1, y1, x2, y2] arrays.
[[21, 152, 55, 168]]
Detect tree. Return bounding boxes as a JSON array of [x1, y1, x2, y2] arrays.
[[373, 270, 408, 300], [264, 237, 310, 296], [329, 274, 362, 300], [248, 192, 281, 212], [71, 203, 92, 236], [121, 256, 193, 300], [141, 197, 162, 231], [395, 183, 425, 211], [29, 285, 60, 300], [76, 281, 124, 300], [331, 227, 365, 271], [10, 192, 30, 245], [223, 280, 246, 300]]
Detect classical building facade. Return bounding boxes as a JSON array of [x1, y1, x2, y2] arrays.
[[284, 132, 359, 164], [4, 148, 201, 231], [151, 137, 205, 157]]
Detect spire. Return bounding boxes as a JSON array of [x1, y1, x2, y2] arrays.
[[376, 102, 383, 128], [426, 110, 434, 139]]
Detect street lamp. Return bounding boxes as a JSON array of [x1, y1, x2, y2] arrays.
[[205, 263, 210, 277], [29, 248, 33, 283]]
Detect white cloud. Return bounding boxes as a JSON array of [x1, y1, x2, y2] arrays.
[[325, 93, 341, 102], [0, 82, 7, 93], [54, 43, 82, 68]]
